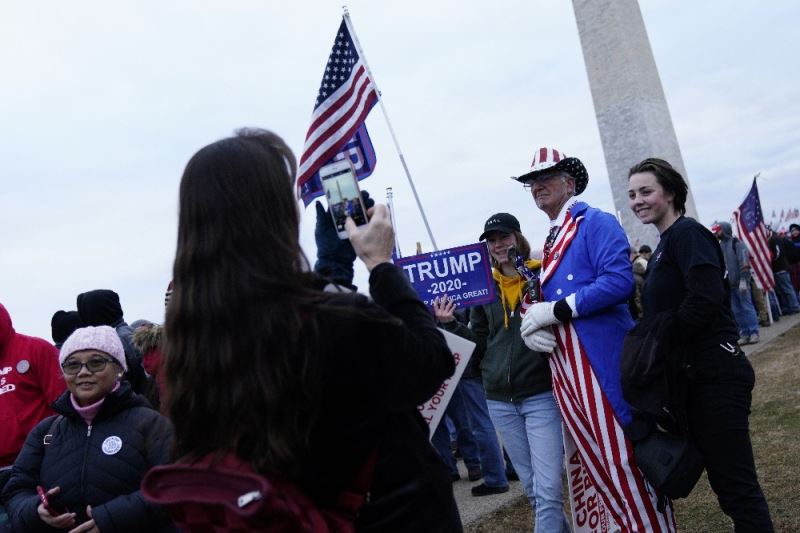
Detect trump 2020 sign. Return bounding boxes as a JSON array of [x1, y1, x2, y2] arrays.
[[394, 243, 496, 307]]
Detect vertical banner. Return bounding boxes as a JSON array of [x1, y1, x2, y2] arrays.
[[563, 428, 618, 533], [418, 328, 475, 439]]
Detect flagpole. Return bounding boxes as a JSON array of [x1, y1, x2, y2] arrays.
[[386, 187, 403, 258], [342, 6, 439, 251]]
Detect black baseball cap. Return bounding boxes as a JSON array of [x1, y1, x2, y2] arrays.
[[479, 213, 521, 241]]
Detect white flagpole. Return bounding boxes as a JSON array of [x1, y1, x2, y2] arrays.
[[386, 187, 402, 258], [342, 6, 439, 251]]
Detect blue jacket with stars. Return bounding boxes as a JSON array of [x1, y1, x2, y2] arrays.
[[541, 201, 636, 426]]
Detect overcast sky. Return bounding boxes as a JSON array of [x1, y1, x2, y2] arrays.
[[2, 0, 798, 341]]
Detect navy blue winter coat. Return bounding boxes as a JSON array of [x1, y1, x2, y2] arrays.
[[1, 383, 176, 532]]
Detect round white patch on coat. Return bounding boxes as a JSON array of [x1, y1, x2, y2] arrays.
[[102, 436, 123, 455]]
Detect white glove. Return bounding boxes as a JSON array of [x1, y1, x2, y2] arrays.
[[522, 328, 557, 353], [738, 279, 748, 293], [520, 301, 559, 337]]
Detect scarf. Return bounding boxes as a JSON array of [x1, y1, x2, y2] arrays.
[[492, 258, 542, 329]]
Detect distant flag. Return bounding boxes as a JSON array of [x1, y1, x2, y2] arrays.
[[297, 19, 379, 205], [733, 178, 775, 291], [780, 209, 785, 223]]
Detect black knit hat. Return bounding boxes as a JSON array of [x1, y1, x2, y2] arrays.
[[76, 289, 124, 327], [479, 213, 521, 241], [51, 310, 83, 345]]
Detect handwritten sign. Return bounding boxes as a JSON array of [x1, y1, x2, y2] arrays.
[[419, 328, 475, 439], [563, 429, 618, 533], [394, 243, 495, 308]]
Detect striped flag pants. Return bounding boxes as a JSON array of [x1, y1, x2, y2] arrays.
[[552, 322, 677, 533]]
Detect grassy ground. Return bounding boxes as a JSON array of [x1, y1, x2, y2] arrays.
[[466, 324, 800, 532]]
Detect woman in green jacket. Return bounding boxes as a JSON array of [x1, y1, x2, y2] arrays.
[[434, 213, 569, 532]]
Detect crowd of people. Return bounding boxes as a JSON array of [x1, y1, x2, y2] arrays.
[[0, 131, 783, 532]]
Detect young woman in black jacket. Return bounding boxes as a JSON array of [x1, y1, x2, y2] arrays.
[[160, 129, 460, 531], [2, 326, 175, 532], [628, 158, 774, 532]]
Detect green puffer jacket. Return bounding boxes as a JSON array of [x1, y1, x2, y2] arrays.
[[441, 292, 552, 403]]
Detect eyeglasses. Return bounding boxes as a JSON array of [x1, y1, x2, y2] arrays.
[[523, 172, 566, 190], [61, 357, 117, 375]]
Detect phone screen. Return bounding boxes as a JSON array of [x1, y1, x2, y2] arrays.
[[321, 165, 367, 234]]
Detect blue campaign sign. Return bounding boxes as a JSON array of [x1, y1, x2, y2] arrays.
[[394, 243, 496, 308]]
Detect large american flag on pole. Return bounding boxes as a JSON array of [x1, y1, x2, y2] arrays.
[[733, 178, 775, 291], [297, 19, 379, 204]]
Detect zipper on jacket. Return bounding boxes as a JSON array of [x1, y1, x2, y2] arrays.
[[80, 424, 93, 506]]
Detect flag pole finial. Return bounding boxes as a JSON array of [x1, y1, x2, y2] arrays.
[[342, 5, 349, 15]]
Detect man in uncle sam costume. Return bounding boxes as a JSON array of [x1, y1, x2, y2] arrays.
[[515, 148, 677, 532]]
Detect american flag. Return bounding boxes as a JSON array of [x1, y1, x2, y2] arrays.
[[298, 123, 376, 206], [733, 178, 775, 291], [297, 19, 379, 201]]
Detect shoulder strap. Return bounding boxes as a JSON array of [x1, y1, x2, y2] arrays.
[[43, 415, 64, 446], [334, 449, 378, 519]]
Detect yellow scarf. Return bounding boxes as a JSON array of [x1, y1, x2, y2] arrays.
[[492, 259, 542, 329]]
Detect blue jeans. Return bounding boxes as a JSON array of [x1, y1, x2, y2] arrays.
[[774, 271, 800, 313], [459, 377, 508, 488], [487, 392, 570, 533], [431, 385, 481, 475], [730, 287, 759, 336]]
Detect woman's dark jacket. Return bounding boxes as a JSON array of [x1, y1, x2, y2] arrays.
[[441, 281, 552, 403], [2, 383, 176, 532], [300, 263, 460, 532]]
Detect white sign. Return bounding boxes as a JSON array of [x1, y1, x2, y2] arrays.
[[418, 328, 475, 439], [564, 428, 618, 533]]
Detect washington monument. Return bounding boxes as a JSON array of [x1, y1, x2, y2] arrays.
[[573, 0, 699, 247]]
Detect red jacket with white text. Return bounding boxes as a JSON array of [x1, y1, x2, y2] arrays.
[[0, 303, 65, 467]]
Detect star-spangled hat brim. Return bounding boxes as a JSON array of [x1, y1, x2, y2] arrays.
[[514, 157, 589, 196]]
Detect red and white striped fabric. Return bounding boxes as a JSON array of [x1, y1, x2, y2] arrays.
[[550, 322, 676, 533], [296, 19, 379, 196], [529, 147, 566, 173], [733, 179, 775, 290]]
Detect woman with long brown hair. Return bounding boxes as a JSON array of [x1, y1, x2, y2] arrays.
[[162, 128, 460, 531]]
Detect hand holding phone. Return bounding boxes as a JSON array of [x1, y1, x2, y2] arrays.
[[345, 204, 395, 271], [37, 485, 70, 517]]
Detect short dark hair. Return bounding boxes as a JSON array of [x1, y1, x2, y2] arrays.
[[638, 245, 652, 254], [628, 158, 688, 216]]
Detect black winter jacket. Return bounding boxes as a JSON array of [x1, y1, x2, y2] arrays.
[[297, 263, 461, 532], [2, 383, 176, 532]]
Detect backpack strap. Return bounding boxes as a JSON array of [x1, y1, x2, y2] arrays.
[[42, 415, 63, 446], [333, 449, 378, 518]]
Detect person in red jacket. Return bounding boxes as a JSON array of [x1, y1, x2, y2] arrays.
[[0, 303, 65, 468]]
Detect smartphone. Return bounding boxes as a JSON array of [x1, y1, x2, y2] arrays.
[[36, 485, 69, 516], [319, 159, 368, 239]]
